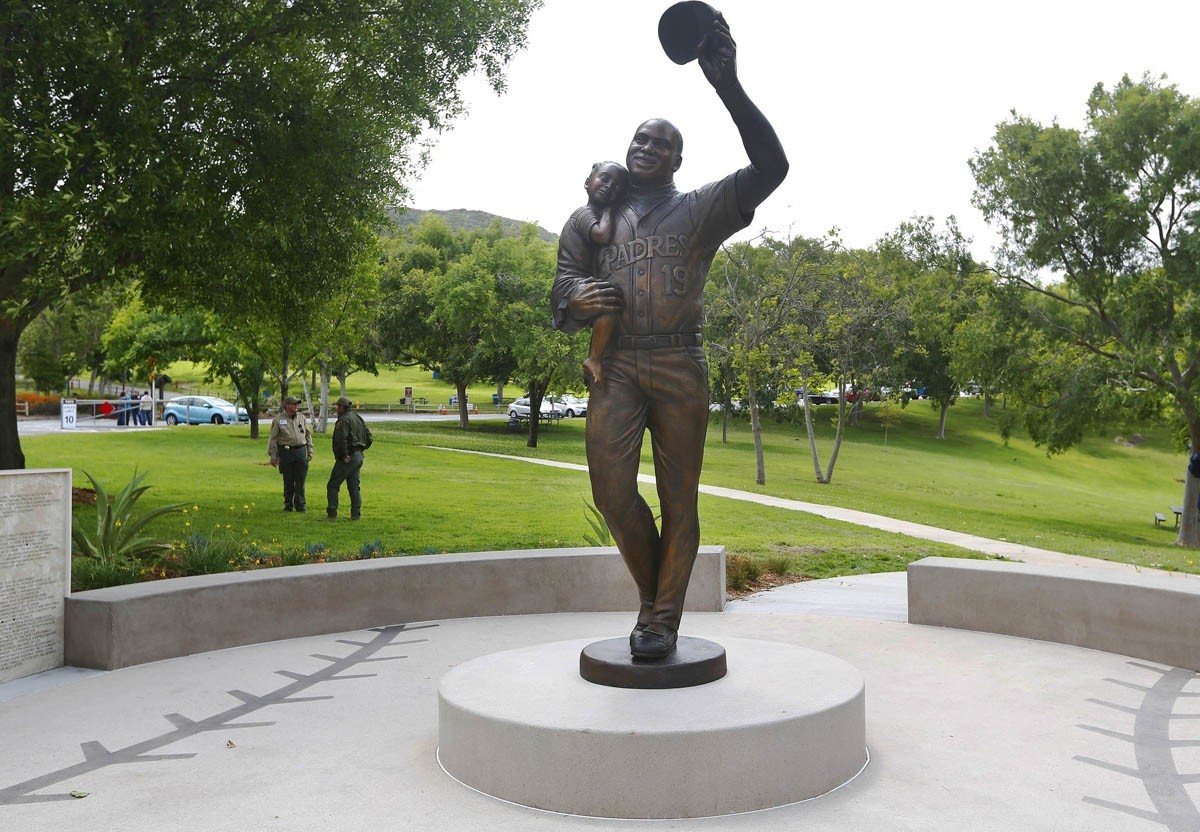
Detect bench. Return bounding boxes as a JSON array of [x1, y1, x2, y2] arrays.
[[65, 546, 726, 670], [907, 556, 1200, 671], [1171, 505, 1183, 527], [506, 411, 564, 429], [1156, 512, 1168, 527]]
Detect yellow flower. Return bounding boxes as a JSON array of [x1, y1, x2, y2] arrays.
[[192, 505, 199, 511]]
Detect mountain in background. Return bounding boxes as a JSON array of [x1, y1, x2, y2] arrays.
[[389, 207, 557, 242]]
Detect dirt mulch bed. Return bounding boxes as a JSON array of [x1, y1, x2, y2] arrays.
[[726, 572, 812, 600], [72, 487, 97, 506]]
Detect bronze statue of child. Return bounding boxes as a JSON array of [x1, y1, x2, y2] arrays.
[[562, 160, 630, 387]]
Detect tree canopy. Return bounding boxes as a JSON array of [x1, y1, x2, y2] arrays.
[[377, 216, 570, 433], [1, 0, 540, 468], [971, 73, 1200, 545]]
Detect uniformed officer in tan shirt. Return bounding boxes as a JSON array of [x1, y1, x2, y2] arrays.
[[268, 395, 314, 513]]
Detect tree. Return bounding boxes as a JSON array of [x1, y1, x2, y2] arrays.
[[378, 217, 504, 428], [971, 73, 1200, 546], [878, 216, 989, 439], [194, 322, 273, 440], [702, 278, 745, 445], [1, 0, 539, 468], [196, 218, 382, 436], [101, 293, 205, 392], [485, 227, 577, 448], [797, 246, 904, 483], [707, 235, 835, 484], [17, 284, 122, 394]]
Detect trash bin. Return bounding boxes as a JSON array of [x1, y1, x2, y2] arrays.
[[492, 394, 500, 405]]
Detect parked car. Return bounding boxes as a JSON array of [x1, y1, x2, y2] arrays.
[[796, 388, 839, 405], [162, 396, 249, 425], [507, 397, 567, 419], [556, 394, 588, 418]]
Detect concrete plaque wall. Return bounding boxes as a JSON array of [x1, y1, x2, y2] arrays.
[[0, 469, 72, 684]]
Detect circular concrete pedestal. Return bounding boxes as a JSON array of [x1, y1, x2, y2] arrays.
[[437, 637, 867, 819]]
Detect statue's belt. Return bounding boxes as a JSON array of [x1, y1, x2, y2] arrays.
[[616, 333, 702, 350]]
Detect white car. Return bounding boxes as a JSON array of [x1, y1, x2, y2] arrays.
[[508, 397, 567, 419], [556, 394, 588, 418]]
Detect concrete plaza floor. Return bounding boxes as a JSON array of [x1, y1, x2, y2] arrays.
[[3, 574, 1198, 831]]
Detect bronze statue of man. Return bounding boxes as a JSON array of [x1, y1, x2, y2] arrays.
[[552, 11, 788, 659]]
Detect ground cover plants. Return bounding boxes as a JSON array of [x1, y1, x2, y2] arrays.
[[26, 395, 1196, 592]]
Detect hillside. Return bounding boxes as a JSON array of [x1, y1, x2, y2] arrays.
[[389, 207, 557, 243]]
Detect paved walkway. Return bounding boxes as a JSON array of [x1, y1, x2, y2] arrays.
[[3, 604, 1198, 831], [5, 441, 1197, 828]]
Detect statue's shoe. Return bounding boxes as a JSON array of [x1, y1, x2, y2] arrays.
[[629, 627, 678, 659]]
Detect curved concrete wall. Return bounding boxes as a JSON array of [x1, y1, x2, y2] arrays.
[[908, 556, 1200, 671], [65, 546, 725, 670]]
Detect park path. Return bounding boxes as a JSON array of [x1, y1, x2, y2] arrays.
[[428, 445, 1167, 575]]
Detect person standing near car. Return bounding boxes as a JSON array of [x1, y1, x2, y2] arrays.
[[268, 395, 313, 513], [139, 390, 153, 426], [323, 396, 370, 521]]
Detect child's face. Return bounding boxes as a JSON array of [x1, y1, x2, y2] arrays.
[[586, 164, 626, 206]]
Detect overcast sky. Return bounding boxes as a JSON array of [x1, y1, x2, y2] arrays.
[[403, 0, 1200, 262]]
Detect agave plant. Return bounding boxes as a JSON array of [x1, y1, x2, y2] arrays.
[[582, 497, 612, 547], [72, 469, 187, 565]]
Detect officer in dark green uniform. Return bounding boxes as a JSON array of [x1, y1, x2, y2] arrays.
[[324, 396, 369, 520]]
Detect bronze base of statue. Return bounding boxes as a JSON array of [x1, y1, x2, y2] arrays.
[[579, 636, 727, 689]]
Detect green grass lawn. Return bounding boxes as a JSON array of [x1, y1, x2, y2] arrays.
[[25, 395, 1197, 589]]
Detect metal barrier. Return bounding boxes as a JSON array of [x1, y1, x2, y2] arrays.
[[65, 399, 157, 429]]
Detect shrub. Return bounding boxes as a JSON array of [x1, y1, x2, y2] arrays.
[[359, 540, 384, 559], [763, 554, 793, 576], [280, 548, 308, 567], [162, 531, 247, 576], [72, 555, 141, 592], [726, 554, 763, 590], [17, 392, 62, 415]]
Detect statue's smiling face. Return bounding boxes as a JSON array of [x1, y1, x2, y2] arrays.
[[626, 120, 682, 186]]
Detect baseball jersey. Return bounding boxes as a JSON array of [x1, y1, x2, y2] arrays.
[[552, 168, 753, 337]]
